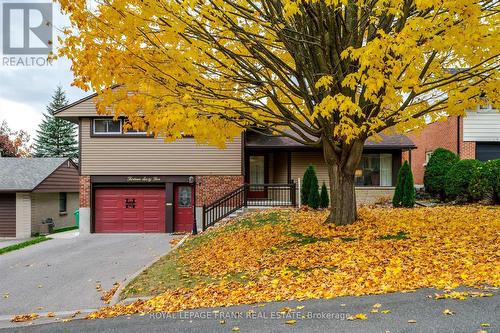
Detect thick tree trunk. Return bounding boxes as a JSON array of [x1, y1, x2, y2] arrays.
[[323, 139, 364, 225]]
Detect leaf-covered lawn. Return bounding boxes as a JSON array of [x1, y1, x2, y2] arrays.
[[90, 206, 499, 318]]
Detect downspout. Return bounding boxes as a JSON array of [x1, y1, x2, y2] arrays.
[[456, 116, 461, 157]]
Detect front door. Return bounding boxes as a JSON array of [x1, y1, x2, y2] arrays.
[[248, 155, 267, 199], [174, 184, 194, 233]]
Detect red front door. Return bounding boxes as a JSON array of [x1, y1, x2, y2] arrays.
[[174, 185, 194, 233], [94, 188, 165, 233]]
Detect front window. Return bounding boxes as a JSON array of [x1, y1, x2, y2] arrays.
[[355, 154, 393, 186], [93, 119, 122, 134]]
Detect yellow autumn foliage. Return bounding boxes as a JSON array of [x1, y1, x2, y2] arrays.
[[88, 206, 499, 319], [57, 0, 499, 146]]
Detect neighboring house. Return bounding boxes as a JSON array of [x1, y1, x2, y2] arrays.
[[54, 93, 415, 234], [0, 158, 79, 238], [404, 105, 500, 185]]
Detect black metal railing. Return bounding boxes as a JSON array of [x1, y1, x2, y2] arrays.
[[246, 183, 297, 207], [202, 185, 246, 231], [202, 182, 296, 231]]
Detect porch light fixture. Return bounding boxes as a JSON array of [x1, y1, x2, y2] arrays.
[[355, 169, 363, 177], [189, 176, 195, 184]]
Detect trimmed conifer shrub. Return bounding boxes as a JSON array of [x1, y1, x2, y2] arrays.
[[320, 182, 329, 208], [424, 148, 459, 200], [308, 171, 320, 209], [301, 165, 314, 205], [393, 161, 415, 207]]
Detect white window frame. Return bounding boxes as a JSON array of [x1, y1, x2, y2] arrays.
[[424, 150, 434, 166], [93, 118, 122, 135]]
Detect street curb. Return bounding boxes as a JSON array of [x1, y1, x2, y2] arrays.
[[0, 308, 97, 329], [110, 234, 190, 306]]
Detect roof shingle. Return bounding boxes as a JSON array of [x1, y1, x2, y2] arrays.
[[0, 158, 69, 191]]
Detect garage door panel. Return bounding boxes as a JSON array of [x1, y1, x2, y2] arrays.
[[0, 193, 16, 237], [476, 143, 500, 162], [95, 188, 165, 233]]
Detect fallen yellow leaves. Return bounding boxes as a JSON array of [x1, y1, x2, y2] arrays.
[[442, 309, 455, 315], [434, 291, 494, 300], [347, 313, 368, 321], [11, 313, 39, 322], [101, 282, 120, 304], [88, 206, 500, 319]]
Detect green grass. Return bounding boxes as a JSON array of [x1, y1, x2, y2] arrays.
[[378, 231, 409, 240], [121, 211, 290, 299], [51, 225, 78, 234], [0, 236, 51, 255]]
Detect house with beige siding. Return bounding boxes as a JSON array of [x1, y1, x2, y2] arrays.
[[54, 93, 415, 234], [0, 158, 79, 238]]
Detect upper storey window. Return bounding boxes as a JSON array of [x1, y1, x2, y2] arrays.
[[93, 118, 147, 135], [93, 119, 122, 134]]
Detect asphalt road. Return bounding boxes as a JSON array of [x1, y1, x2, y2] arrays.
[[0, 233, 173, 317], [4, 287, 498, 333]]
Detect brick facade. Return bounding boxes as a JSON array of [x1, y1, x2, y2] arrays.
[[461, 141, 476, 159], [196, 175, 244, 206], [403, 116, 476, 185], [79, 176, 91, 208]]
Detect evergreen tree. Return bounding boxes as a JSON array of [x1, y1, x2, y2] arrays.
[[320, 183, 329, 208], [301, 165, 314, 205], [33, 87, 78, 158], [393, 161, 416, 208], [308, 168, 320, 209]]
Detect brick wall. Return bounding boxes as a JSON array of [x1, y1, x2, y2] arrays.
[[404, 116, 477, 185], [79, 176, 91, 208], [196, 175, 244, 206]]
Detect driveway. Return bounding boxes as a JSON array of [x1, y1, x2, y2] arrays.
[[0, 233, 175, 317]]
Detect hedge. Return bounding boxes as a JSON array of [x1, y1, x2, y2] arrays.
[[444, 159, 482, 201], [424, 148, 459, 200]]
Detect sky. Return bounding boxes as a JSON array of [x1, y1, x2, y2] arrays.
[[0, 1, 88, 138]]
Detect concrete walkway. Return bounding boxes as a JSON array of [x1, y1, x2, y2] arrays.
[[0, 233, 174, 317]]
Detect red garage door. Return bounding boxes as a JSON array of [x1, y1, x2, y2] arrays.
[[94, 188, 165, 233]]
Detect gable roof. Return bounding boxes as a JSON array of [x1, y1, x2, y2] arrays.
[[54, 86, 122, 123], [0, 158, 74, 191], [245, 132, 415, 149]]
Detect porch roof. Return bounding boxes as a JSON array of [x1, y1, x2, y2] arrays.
[[245, 132, 416, 150]]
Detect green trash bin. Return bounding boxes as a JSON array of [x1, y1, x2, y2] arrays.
[[74, 209, 80, 227]]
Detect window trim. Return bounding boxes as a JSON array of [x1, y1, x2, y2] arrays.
[[59, 192, 67, 214], [93, 118, 123, 135], [90, 117, 151, 138], [354, 153, 394, 187]]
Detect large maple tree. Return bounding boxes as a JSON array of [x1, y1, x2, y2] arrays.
[[59, 0, 499, 225]]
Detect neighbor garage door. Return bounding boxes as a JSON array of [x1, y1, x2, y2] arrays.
[[0, 193, 16, 237], [94, 188, 165, 233], [476, 143, 500, 162]]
